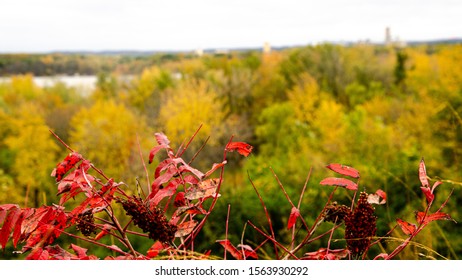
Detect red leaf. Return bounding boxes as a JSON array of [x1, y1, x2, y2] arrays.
[[0, 207, 21, 249], [367, 189, 387, 205], [13, 208, 34, 248], [287, 207, 300, 229], [204, 161, 227, 178], [217, 239, 243, 260], [23, 206, 67, 250], [149, 178, 181, 207], [148, 144, 169, 164], [70, 183, 117, 219], [69, 244, 94, 259], [57, 161, 94, 204], [420, 187, 434, 204], [174, 205, 207, 217], [302, 248, 349, 260], [225, 142, 253, 157], [175, 220, 198, 238], [51, 152, 83, 182], [178, 164, 204, 179], [320, 177, 358, 190], [238, 244, 258, 259], [26, 248, 49, 260], [397, 218, 416, 235], [419, 158, 429, 187], [174, 192, 186, 207], [147, 241, 168, 258], [326, 163, 360, 179], [93, 224, 113, 241], [416, 211, 455, 225], [431, 181, 443, 193], [155, 132, 170, 146], [46, 245, 74, 260], [149, 165, 178, 198], [185, 179, 220, 200]]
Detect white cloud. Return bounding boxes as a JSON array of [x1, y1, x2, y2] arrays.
[[0, 0, 460, 52]]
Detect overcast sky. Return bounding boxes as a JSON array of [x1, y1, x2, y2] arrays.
[[0, 0, 461, 53]]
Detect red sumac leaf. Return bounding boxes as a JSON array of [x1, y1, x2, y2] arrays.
[[0, 207, 21, 249], [302, 248, 349, 260], [217, 239, 243, 260], [419, 158, 429, 187], [397, 218, 416, 235], [148, 144, 169, 164], [149, 166, 178, 199], [367, 189, 387, 205], [175, 220, 197, 238], [204, 161, 227, 178], [13, 208, 34, 248], [26, 248, 49, 260], [155, 132, 170, 146], [51, 152, 83, 182], [416, 211, 455, 225], [174, 192, 186, 207], [147, 241, 168, 258], [178, 164, 204, 179], [320, 177, 358, 190], [431, 181, 443, 193], [225, 142, 253, 157], [185, 179, 220, 200], [420, 187, 434, 204], [0, 204, 19, 225], [287, 207, 300, 229], [149, 178, 181, 207], [94, 224, 114, 241], [238, 244, 258, 259], [326, 163, 360, 179]]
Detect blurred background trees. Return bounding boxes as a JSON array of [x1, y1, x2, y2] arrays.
[[0, 43, 461, 259]]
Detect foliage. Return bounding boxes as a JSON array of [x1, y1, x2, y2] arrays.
[[1, 43, 461, 259]]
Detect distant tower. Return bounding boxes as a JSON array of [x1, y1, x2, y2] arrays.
[[195, 48, 203, 57], [263, 42, 271, 54], [385, 27, 392, 46]]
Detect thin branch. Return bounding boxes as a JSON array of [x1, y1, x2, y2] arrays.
[[248, 170, 279, 259], [177, 124, 203, 157], [247, 220, 298, 259], [224, 204, 231, 260], [188, 136, 210, 165], [49, 129, 74, 152], [136, 133, 150, 195]]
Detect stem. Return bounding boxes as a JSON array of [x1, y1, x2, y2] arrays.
[[177, 124, 203, 158], [247, 220, 298, 259], [188, 136, 210, 165], [49, 129, 74, 152], [224, 204, 231, 260], [61, 231, 129, 256], [248, 170, 279, 259], [290, 186, 338, 255], [136, 133, 150, 195]]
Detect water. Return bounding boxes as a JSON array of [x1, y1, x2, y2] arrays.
[[0, 75, 98, 96]]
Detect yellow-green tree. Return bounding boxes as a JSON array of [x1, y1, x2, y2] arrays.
[[158, 79, 226, 150], [4, 103, 60, 206], [69, 100, 152, 185]]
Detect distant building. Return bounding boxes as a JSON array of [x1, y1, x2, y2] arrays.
[[385, 27, 392, 46], [263, 42, 271, 54], [195, 48, 203, 57], [384, 27, 407, 47]]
